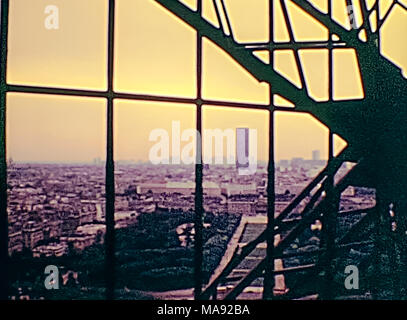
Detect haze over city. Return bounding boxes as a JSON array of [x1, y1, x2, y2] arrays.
[[6, 0, 406, 164]]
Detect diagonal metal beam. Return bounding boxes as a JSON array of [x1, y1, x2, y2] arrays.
[[337, 207, 376, 245], [224, 158, 362, 299], [154, 0, 322, 108], [280, 0, 306, 89], [289, 0, 360, 46], [359, 0, 375, 38], [201, 149, 348, 298]]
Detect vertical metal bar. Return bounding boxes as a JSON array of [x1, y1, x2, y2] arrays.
[[328, 0, 333, 103], [0, 0, 9, 301], [374, 0, 379, 42], [372, 0, 381, 299], [324, 130, 336, 299], [393, 184, 407, 298], [263, 0, 275, 300], [279, 0, 306, 89], [219, 0, 234, 39], [194, 0, 204, 300], [105, 0, 116, 300], [373, 186, 396, 299], [372, 189, 383, 299], [320, 0, 338, 300], [320, 130, 337, 300]]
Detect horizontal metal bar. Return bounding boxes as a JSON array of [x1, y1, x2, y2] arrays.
[[7, 84, 107, 98], [7, 84, 269, 108], [7, 84, 313, 113]]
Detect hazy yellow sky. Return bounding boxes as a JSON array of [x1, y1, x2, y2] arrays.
[[5, 0, 407, 163]]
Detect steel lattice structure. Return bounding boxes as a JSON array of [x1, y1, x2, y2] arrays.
[[0, 0, 406, 300], [155, 0, 407, 300]]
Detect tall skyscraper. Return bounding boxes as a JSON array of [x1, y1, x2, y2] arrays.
[[236, 128, 249, 169], [312, 150, 321, 161]]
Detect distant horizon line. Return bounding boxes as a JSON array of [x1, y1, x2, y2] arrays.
[[8, 158, 326, 165]]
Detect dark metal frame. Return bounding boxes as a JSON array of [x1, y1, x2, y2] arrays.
[[0, 0, 280, 300]]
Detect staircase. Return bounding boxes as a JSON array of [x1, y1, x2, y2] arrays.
[[201, 149, 377, 300], [212, 219, 288, 300]]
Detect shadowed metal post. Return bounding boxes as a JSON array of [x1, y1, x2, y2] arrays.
[[320, 131, 337, 300], [0, 0, 9, 301], [194, 0, 204, 300], [105, 0, 116, 300], [263, 0, 275, 300], [320, 0, 337, 299]]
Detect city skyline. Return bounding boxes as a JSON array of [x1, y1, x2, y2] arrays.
[[5, 0, 405, 165], [7, 148, 330, 165], [6, 95, 340, 163]]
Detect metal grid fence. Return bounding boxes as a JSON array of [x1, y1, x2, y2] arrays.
[[0, 0, 370, 300]]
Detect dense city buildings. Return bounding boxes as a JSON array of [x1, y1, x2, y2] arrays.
[[7, 163, 107, 256], [7, 152, 375, 258]]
